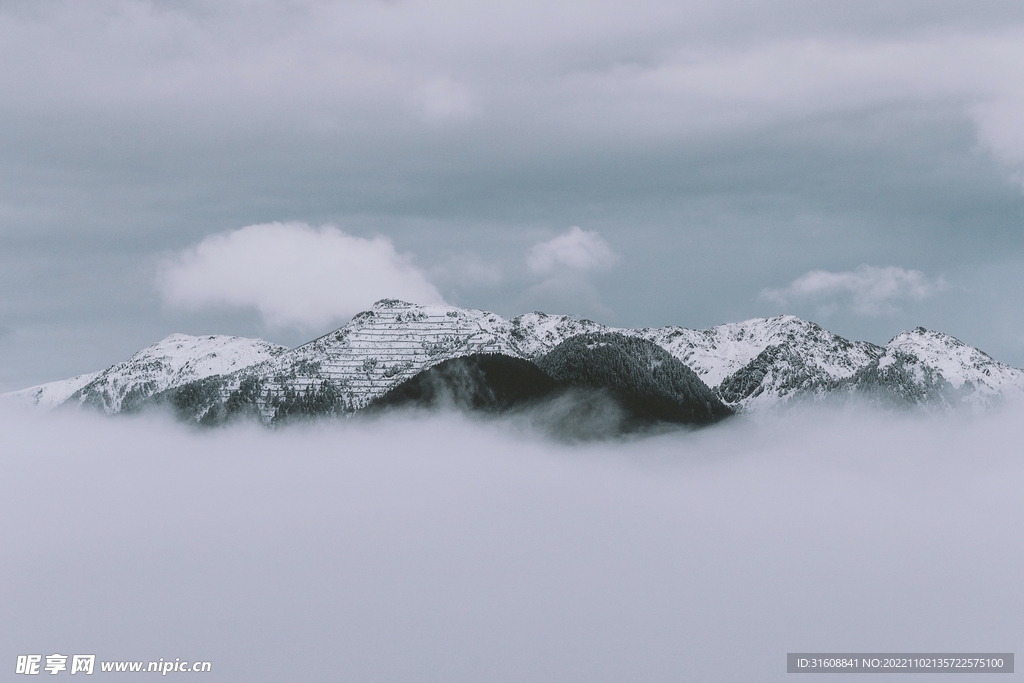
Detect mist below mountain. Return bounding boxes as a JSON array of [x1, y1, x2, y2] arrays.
[[2, 401, 1020, 682]]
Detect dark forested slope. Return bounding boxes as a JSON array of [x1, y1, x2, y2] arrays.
[[366, 354, 558, 414], [535, 333, 732, 426]]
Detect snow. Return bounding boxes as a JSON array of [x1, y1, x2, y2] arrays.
[[11, 301, 1024, 416], [636, 316, 881, 394], [508, 312, 609, 358], [2, 372, 101, 408], [65, 334, 288, 414], [253, 300, 526, 410], [881, 327, 1024, 405], [635, 317, 803, 387]]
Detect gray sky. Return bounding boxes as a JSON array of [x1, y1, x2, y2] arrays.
[[3, 0, 1024, 390]]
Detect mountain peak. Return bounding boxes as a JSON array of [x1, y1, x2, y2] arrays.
[[63, 333, 288, 414], [371, 298, 417, 309], [8, 304, 1023, 419], [874, 326, 1017, 400]]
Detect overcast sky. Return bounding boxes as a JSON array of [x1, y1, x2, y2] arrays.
[[3, 0, 1024, 390]]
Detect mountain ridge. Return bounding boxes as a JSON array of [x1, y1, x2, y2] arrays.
[[13, 333, 289, 414], [5, 299, 1023, 420]]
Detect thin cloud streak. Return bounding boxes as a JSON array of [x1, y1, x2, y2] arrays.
[[761, 265, 945, 316]]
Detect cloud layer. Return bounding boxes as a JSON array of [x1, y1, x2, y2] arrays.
[[2, 404, 1022, 681], [5, 1, 1024, 387], [158, 223, 444, 330], [762, 265, 944, 315], [4, 2, 1024, 162]]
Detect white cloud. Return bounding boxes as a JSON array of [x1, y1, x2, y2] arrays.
[[761, 264, 944, 316], [526, 226, 618, 275], [521, 227, 618, 318], [158, 222, 444, 330]]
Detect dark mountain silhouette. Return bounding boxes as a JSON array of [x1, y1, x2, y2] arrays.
[[366, 353, 558, 414], [366, 338, 732, 435], [535, 332, 733, 427]]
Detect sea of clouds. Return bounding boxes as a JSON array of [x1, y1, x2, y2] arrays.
[[1, 403, 1021, 682]]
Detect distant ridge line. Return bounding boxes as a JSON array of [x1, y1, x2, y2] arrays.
[[5, 299, 1023, 419]]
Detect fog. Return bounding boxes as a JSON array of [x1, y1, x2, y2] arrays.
[[1, 404, 1021, 681]]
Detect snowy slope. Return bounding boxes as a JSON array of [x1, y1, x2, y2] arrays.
[[173, 306, 903, 419], [14, 301, 1024, 420], [508, 312, 609, 358], [849, 328, 1024, 409], [508, 312, 837, 390], [208, 300, 532, 415], [2, 372, 101, 408], [66, 333, 288, 414], [8, 302, 613, 420], [637, 316, 831, 388], [707, 319, 884, 410], [191, 303, 634, 419], [630, 316, 881, 412]]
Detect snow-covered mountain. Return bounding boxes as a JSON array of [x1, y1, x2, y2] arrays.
[[507, 311, 608, 357], [62, 333, 288, 414], [8, 300, 1024, 420], [4, 371, 102, 408], [847, 327, 1024, 409], [635, 315, 883, 393], [699, 318, 885, 410], [148, 301, 609, 422]]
